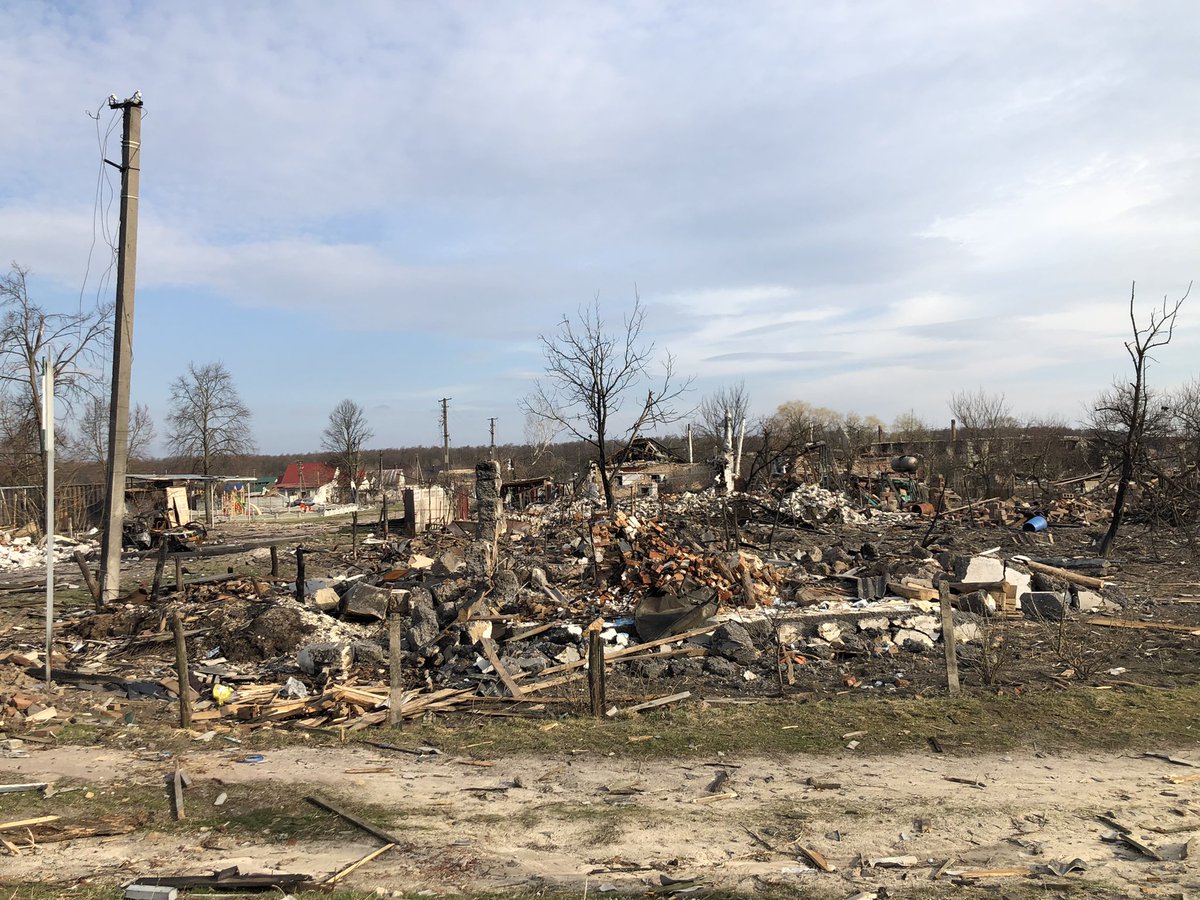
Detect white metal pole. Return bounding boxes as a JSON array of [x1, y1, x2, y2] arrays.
[[43, 357, 55, 688]]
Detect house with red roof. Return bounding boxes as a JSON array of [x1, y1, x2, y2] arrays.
[[275, 462, 340, 505]]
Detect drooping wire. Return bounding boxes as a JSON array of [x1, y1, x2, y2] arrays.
[[80, 102, 122, 383]]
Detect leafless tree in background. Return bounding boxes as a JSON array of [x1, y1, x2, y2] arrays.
[[523, 295, 692, 508], [167, 361, 254, 476], [522, 399, 561, 471], [321, 398, 373, 502], [698, 381, 751, 443], [0, 263, 110, 490], [1094, 282, 1188, 557], [949, 389, 1017, 495], [72, 397, 156, 464], [890, 410, 932, 441]]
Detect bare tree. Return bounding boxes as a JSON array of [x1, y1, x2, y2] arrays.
[[522, 399, 561, 470], [948, 389, 1017, 496], [167, 361, 254, 476], [698, 381, 751, 443], [0, 262, 110, 489], [1094, 282, 1188, 557], [890, 410, 931, 441], [522, 295, 692, 508], [321, 398, 373, 503], [72, 398, 156, 464]]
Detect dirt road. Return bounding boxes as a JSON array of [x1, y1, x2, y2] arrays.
[[3, 744, 1199, 897]]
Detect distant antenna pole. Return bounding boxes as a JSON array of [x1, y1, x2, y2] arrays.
[[99, 91, 143, 606], [489, 417, 497, 459], [440, 398, 451, 470]]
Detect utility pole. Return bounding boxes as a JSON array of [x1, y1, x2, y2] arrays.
[[42, 357, 55, 687], [440, 398, 451, 471], [489, 417, 497, 460], [99, 92, 143, 606]]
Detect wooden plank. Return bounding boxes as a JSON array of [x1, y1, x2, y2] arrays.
[[1020, 559, 1108, 590], [323, 842, 396, 884], [0, 815, 60, 831], [480, 637, 525, 699], [1089, 617, 1200, 636], [939, 582, 960, 696], [622, 691, 691, 714], [306, 795, 402, 845]]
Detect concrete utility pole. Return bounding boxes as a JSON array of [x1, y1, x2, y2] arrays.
[[42, 357, 55, 686], [440, 398, 451, 471], [488, 417, 497, 459], [99, 92, 143, 605]]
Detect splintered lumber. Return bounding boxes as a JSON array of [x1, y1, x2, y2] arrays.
[[1089, 617, 1200, 636], [1020, 559, 1108, 590], [172, 766, 186, 820], [794, 844, 835, 872], [139, 872, 312, 890], [0, 815, 60, 830], [0, 783, 49, 794], [953, 867, 1033, 879], [323, 843, 396, 884], [620, 691, 691, 714], [306, 795, 402, 845], [481, 637, 525, 698], [888, 581, 940, 602]]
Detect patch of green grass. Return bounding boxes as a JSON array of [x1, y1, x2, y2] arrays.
[[349, 684, 1200, 759], [0, 775, 406, 841]]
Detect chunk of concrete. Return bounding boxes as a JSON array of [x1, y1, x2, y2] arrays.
[[308, 586, 341, 613], [341, 582, 392, 621], [958, 590, 997, 617], [1022, 591, 1067, 621], [857, 616, 892, 634], [408, 553, 435, 571], [1074, 588, 1120, 613], [712, 621, 760, 665], [298, 641, 353, 678], [405, 602, 440, 651], [952, 554, 1005, 584], [893, 628, 935, 652], [433, 549, 465, 576], [818, 622, 844, 643]]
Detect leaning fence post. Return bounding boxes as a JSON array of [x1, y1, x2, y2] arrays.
[[172, 613, 192, 729], [939, 581, 960, 695], [74, 550, 101, 609], [151, 540, 169, 600], [269, 544, 279, 577]]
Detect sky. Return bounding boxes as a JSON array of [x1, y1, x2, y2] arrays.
[[2, 1, 1198, 455]]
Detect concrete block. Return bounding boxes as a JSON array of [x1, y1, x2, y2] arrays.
[[893, 628, 935, 651], [125, 887, 178, 900], [958, 590, 997, 617], [298, 641, 352, 677], [341, 582, 392, 621], [952, 554, 1005, 584], [308, 586, 340, 613], [1021, 591, 1067, 621]]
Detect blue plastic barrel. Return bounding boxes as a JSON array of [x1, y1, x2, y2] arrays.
[[1023, 515, 1048, 532]]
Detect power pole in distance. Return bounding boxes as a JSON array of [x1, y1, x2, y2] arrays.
[[440, 398, 451, 471], [489, 417, 497, 459], [99, 91, 143, 605]]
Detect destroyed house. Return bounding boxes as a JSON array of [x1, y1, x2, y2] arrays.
[[275, 463, 340, 505]]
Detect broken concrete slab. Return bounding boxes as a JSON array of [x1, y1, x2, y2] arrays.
[[1022, 591, 1067, 621], [341, 582, 393, 621]]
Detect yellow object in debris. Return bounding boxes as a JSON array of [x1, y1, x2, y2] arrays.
[[212, 684, 235, 705]]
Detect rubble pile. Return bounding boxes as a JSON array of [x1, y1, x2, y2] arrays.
[[0, 530, 97, 573], [0, 469, 1144, 736]]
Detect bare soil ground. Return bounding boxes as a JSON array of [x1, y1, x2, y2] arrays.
[[3, 743, 1200, 898]]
